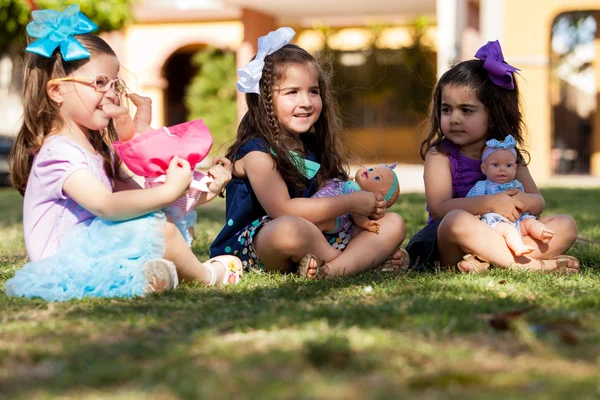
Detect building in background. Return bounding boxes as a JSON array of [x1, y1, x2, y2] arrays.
[[1, 0, 599, 183]]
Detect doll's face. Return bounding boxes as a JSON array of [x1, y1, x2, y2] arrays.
[[481, 148, 517, 184], [355, 166, 397, 197]]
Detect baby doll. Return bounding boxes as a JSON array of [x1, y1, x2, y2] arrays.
[[466, 135, 555, 256], [312, 163, 400, 247], [108, 95, 219, 245]]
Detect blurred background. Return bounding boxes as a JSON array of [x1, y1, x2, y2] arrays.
[[0, 0, 599, 186]]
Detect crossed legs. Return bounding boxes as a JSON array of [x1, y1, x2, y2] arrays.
[[254, 213, 406, 276], [437, 210, 578, 272]]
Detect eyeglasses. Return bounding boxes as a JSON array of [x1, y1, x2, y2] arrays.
[[50, 75, 128, 96]]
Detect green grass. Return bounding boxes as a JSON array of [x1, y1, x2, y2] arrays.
[[1, 187, 599, 399]]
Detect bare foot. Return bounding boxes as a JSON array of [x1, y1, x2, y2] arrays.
[[365, 220, 380, 234]]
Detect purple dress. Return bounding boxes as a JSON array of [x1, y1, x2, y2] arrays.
[[408, 139, 486, 268]]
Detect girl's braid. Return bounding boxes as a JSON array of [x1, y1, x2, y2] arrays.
[[261, 58, 282, 142]]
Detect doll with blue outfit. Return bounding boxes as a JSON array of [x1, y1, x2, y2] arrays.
[[466, 135, 555, 256]]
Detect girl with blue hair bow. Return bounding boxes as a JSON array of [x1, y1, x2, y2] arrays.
[[6, 6, 242, 301], [466, 135, 554, 256]]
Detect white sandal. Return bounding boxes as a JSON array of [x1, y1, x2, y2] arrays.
[[142, 258, 179, 294], [204, 255, 243, 286]]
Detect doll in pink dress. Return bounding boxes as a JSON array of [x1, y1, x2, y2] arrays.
[[110, 94, 227, 244]]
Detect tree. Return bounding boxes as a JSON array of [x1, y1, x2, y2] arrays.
[[184, 47, 237, 153], [0, 0, 134, 55]]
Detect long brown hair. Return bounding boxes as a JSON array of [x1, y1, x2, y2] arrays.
[[226, 44, 350, 193], [420, 59, 529, 164], [10, 34, 123, 195]]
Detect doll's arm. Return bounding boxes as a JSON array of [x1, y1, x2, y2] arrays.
[[103, 93, 153, 142], [352, 213, 380, 234]]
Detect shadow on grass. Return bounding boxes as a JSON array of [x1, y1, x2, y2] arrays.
[[3, 270, 599, 397]]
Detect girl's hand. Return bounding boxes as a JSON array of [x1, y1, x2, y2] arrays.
[[206, 157, 232, 195], [507, 189, 538, 214], [164, 156, 192, 200], [350, 191, 386, 220], [490, 191, 520, 222]]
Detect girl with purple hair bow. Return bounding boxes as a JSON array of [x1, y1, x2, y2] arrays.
[[405, 40, 579, 274]]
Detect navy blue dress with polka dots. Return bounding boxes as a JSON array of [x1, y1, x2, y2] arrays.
[[210, 138, 319, 270]]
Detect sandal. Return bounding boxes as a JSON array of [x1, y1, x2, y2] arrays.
[[297, 253, 327, 279], [540, 255, 580, 274], [143, 258, 179, 294], [205, 255, 243, 285], [457, 254, 490, 273], [375, 247, 410, 272]]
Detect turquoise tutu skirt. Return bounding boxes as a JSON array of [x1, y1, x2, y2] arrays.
[[5, 211, 167, 302]]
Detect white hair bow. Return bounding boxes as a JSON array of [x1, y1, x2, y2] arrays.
[[236, 27, 296, 94]]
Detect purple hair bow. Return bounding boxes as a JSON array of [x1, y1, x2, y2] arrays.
[[474, 40, 519, 90]]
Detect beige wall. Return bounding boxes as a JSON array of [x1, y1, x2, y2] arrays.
[[107, 21, 243, 127], [503, 0, 600, 179]]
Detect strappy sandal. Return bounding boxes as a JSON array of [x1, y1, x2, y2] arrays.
[[143, 258, 179, 294], [375, 247, 410, 272], [540, 255, 580, 274], [205, 255, 243, 285], [297, 253, 327, 279], [457, 254, 490, 273]]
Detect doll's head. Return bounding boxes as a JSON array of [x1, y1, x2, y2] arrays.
[[354, 163, 400, 207], [481, 135, 518, 184]]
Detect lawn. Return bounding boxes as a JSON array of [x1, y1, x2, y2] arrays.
[[1, 187, 599, 399]]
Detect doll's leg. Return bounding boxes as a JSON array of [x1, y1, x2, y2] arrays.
[[494, 222, 534, 256], [438, 210, 578, 272], [324, 212, 405, 276], [253, 216, 342, 274], [520, 218, 554, 244], [518, 214, 579, 267]]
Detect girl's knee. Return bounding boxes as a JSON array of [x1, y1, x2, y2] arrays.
[[380, 212, 406, 240], [438, 209, 473, 237], [260, 216, 315, 250], [555, 215, 578, 244]]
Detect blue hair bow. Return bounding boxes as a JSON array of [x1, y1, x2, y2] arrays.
[[482, 135, 517, 161], [26, 5, 98, 61], [486, 135, 517, 150], [474, 40, 519, 90], [236, 27, 295, 94]]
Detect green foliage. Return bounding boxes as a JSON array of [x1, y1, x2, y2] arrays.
[[0, 0, 134, 55], [184, 47, 237, 153], [316, 18, 436, 129]]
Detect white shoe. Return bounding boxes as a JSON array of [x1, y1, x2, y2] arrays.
[[143, 259, 179, 294]]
